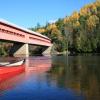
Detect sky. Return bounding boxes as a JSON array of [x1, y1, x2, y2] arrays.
[[0, 0, 96, 28]]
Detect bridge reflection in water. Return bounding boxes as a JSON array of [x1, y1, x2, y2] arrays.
[[25, 56, 51, 74], [0, 56, 52, 92], [0, 56, 84, 100]]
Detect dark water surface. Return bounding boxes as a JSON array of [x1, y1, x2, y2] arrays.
[[0, 55, 100, 100]]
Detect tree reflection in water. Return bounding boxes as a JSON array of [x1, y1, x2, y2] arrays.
[[47, 55, 100, 100], [0, 56, 100, 100]]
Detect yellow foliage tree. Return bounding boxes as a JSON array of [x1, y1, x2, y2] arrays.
[[80, 5, 91, 16], [36, 28, 46, 33], [64, 17, 70, 24], [73, 21, 80, 28], [70, 11, 79, 21], [80, 2, 98, 16], [86, 15, 99, 32], [94, 0, 100, 7], [47, 23, 57, 31]]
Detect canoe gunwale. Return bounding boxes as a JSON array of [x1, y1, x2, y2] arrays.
[[0, 59, 25, 67]]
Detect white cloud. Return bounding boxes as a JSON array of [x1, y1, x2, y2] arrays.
[[48, 19, 57, 24]]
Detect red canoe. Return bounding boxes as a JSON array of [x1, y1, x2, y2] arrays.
[[0, 59, 25, 82]]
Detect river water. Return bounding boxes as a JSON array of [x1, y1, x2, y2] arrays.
[[0, 55, 100, 100]]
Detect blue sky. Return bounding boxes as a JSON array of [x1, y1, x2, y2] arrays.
[[0, 0, 96, 28]]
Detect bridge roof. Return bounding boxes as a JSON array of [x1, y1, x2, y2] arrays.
[[0, 19, 50, 40]]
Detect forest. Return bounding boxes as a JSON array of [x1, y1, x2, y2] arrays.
[[30, 1, 100, 53]]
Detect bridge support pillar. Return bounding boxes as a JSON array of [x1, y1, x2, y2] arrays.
[[42, 44, 53, 56], [9, 43, 29, 57]]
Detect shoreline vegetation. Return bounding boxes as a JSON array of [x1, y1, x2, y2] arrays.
[[0, 1, 100, 56], [30, 1, 100, 54]]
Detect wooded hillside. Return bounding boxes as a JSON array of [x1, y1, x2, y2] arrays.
[[31, 1, 100, 53]]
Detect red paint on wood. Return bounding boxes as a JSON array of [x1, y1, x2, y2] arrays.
[[0, 20, 52, 46]]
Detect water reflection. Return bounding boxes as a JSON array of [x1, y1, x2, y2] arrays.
[[48, 55, 100, 100], [25, 56, 52, 74], [1, 55, 99, 100], [0, 73, 25, 92]]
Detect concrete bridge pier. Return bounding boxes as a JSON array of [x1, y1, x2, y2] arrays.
[[42, 44, 53, 56], [9, 43, 29, 57]]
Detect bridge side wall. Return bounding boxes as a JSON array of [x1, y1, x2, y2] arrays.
[[0, 23, 51, 46]]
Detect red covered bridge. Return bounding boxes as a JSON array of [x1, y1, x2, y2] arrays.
[[0, 19, 52, 57]]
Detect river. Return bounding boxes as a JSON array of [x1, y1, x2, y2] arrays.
[[0, 55, 100, 100]]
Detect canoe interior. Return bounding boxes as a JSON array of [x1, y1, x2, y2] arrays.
[[0, 59, 25, 67]]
